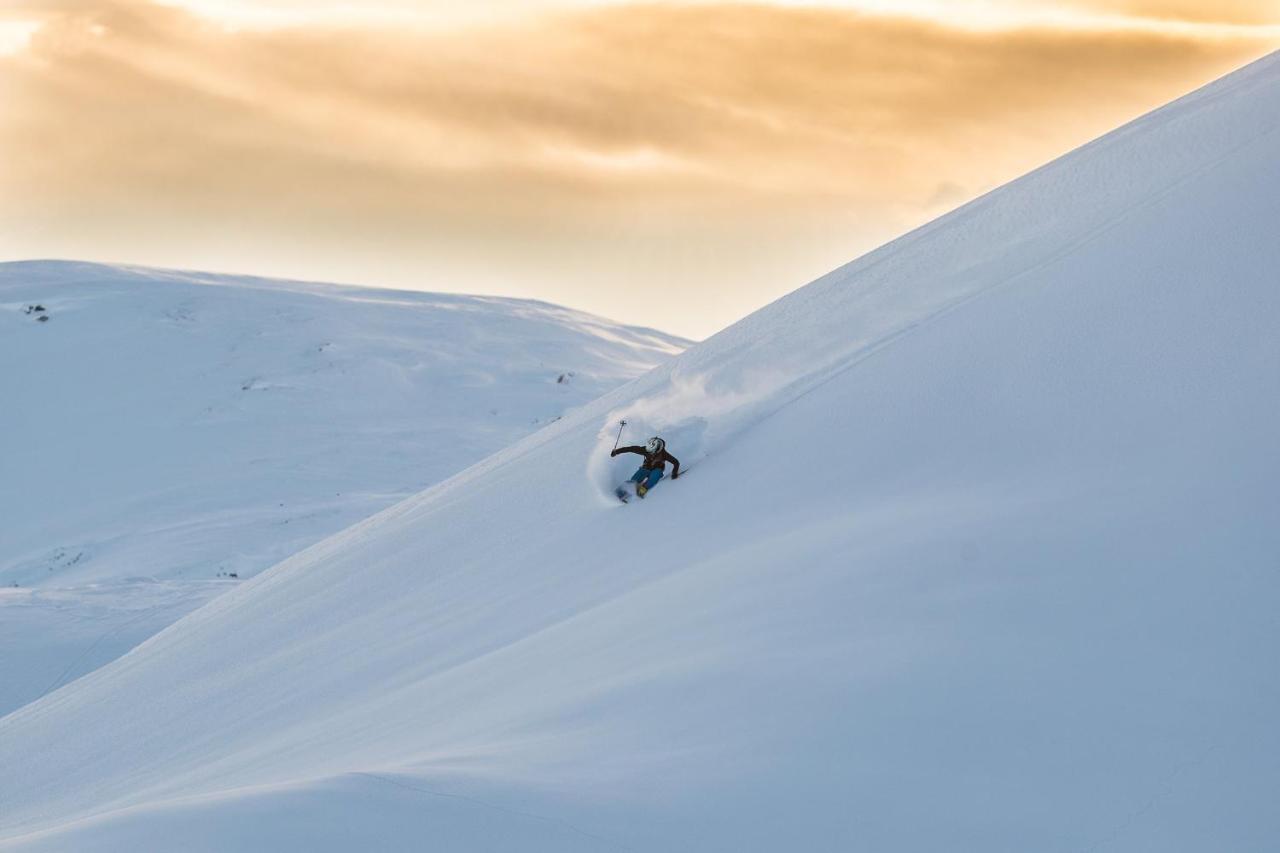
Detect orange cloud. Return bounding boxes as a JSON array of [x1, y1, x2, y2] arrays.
[[1064, 0, 1280, 24], [2, 1, 1275, 337]]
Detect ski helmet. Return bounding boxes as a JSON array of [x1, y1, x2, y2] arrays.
[[646, 436, 665, 454]]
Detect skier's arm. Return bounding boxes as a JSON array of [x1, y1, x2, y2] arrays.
[[611, 445, 645, 457], [665, 451, 681, 478]]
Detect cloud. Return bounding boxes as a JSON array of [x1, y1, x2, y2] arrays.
[[1, 1, 1275, 337], [6, 3, 1271, 201], [1063, 0, 1280, 25]]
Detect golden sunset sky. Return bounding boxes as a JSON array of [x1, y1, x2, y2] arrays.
[[3, 1, 1278, 337]]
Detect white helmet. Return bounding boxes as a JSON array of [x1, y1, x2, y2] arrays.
[[645, 436, 665, 454]]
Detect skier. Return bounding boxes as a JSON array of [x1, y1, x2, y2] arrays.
[[611, 436, 680, 499]]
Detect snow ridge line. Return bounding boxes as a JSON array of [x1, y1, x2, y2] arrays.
[[739, 102, 1280, 441], [19, 606, 165, 712]]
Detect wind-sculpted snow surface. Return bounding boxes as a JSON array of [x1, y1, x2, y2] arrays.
[[3, 54, 1280, 851]]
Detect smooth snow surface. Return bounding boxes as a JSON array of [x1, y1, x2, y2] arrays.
[[0, 261, 684, 714], [3, 53, 1280, 851]]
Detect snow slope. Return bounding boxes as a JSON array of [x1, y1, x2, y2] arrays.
[[1, 260, 685, 588], [3, 52, 1279, 851], [0, 261, 685, 715]]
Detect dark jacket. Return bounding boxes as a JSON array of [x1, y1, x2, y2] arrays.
[[612, 445, 680, 477]]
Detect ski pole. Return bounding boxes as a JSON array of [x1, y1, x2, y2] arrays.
[[612, 420, 627, 452]]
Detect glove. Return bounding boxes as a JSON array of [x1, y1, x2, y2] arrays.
[[610, 449, 620, 457], [671, 471, 679, 480]]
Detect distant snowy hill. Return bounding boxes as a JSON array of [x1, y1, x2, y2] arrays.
[[2, 51, 1279, 853], [0, 260, 685, 588], [0, 261, 685, 714]]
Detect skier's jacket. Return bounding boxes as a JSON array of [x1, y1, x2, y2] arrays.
[[612, 445, 680, 477]]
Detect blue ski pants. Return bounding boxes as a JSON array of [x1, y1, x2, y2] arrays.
[[630, 467, 664, 489]]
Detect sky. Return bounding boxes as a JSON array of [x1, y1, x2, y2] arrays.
[[2, 2, 1278, 338]]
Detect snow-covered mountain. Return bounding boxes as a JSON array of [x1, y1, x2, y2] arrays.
[[1, 260, 685, 587], [3, 50, 1279, 852], [0, 261, 686, 715]]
